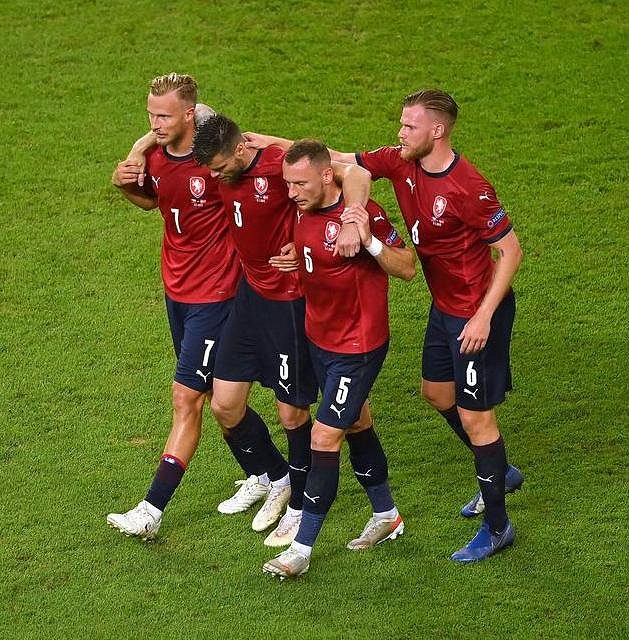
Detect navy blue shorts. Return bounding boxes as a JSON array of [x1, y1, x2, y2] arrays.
[[309, 340, 389, 429], [213, 279, 318, 407], [165, 295, 233, 393], [422, 291, 515, 411]]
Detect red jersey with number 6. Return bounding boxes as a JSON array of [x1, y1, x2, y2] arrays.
[[293, 196, 404, 354], [357, 147, 512, 318], [216, 146, 302, 301], [144, 146, 241, 303]]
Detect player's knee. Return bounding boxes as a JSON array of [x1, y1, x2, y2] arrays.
[[310, 422, 344, 452], [277, 404, 310, 429], [171, 383, 204, 416], [209, 394, 241, 428], [458, 408, 497, 440], [421, 384, 452, 412]]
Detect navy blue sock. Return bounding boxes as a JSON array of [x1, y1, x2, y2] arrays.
[[223, 431, 258, 477], [145, 455, 186, 511], [439, 405, 473, 451], [227, 407, 288, 480], [473, 436, 508, 533], [285, 419, 312, 510], [294, 450, 340, 547], [346, 427, 394, 513]]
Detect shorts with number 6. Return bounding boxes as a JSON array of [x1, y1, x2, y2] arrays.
[[309, 340, 389, 429], [213, 278, 318, 407], [421, 290, 515, 411]]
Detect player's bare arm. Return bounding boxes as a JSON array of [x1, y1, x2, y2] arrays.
[[340, 205, 416, 281], [243, 132, 293, 150], [457, 229, 523, 354], [111, 159, 157, 210], [330, 161, 372, 258]]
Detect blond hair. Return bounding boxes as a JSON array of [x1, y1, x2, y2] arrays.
[[149, 73, 197, 106]]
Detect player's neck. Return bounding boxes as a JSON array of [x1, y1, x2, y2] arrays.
[[419, 143, 455, 174], [166, 128, 194, 157], [320, 185, 342, 209]]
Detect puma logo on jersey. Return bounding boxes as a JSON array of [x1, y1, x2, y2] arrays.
[[405, 177, 415, 192], [196, 369, 211, 383], [297, 211, 304, 223], [278, 380, 292, 394], [241, 447, 253, 454], [463, 388, 478, 400], [478, 191, 491, 201], [477, 474, 494, 483], [304, 492, 320, 504], [373, 213, 385, 222], [354, 468, 372, 478], [330, 404, 345, 420], [152, 176, 161, 188]]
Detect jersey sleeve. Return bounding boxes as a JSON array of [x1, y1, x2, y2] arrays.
[[356, 146, 405, 181], [366, 200, 405, 248], [463, 175, 512, 243]]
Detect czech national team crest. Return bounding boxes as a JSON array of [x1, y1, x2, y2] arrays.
[[433, 195, 447, 218], [324, 221, 341, 248], [189, 176, 205, 199], [254, 177, 269, 195]]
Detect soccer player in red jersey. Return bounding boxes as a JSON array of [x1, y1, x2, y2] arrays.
[[262, 140, 416, 578], [106, 74, 286, 539], [246, 89, 524, 562], [192, 117, 374, 546], [334, 89, 525, 562]]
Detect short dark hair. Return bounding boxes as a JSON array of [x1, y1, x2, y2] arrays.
[[193, 114, 241, 165], [403, 89, 459, 129], [284, 138, 331, 167]]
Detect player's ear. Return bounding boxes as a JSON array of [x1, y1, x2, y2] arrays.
[[433, 122, 446, 140], [322, 166, 334, 184]]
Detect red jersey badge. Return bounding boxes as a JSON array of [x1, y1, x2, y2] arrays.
[[433, 196, 447, 217], [254, 177, 268, 195], [324, 221, 341, 248], [189, 177, 205, 198]]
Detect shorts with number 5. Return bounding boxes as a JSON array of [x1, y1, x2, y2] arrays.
[[309, 340, 389, 429]]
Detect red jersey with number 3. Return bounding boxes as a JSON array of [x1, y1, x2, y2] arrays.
[[216, 146, 301, 301], [357, 147, 512, 318], [144, 146, 241, 303], [293, 196, 404, 353]]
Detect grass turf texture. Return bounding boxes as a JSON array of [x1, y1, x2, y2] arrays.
[[1, 0, 627, 638]]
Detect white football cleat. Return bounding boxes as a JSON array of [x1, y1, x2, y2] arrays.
[[217, 476, 269, 514], [346, 514, 404, 550], [264, 509, 302, 547], [263, 548, 310, 579], [107, 500, 162, 540], [252, 481, 291, 532]]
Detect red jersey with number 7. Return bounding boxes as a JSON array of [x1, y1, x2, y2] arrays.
[[293, 195, 405, 353], [216, 146, 302, 301], [144, 146, 241, 303]]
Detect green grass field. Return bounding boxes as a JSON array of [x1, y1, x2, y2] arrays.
[[1, 1, 627, 638]]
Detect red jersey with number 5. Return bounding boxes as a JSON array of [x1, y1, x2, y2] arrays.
[[293, 196, 404, 353], [216, 146, 302, 301], [144, 146, 241, 303], [357, 147, 512, 318]]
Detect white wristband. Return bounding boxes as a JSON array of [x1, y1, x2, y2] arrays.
[[366, 236, 383, 257]]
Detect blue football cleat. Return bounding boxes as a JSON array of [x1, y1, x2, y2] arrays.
[[460, 465, 524, 518], [450, 520, 515, 563]]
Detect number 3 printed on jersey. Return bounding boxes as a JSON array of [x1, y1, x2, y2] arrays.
[[233, 200, 243, 228]]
